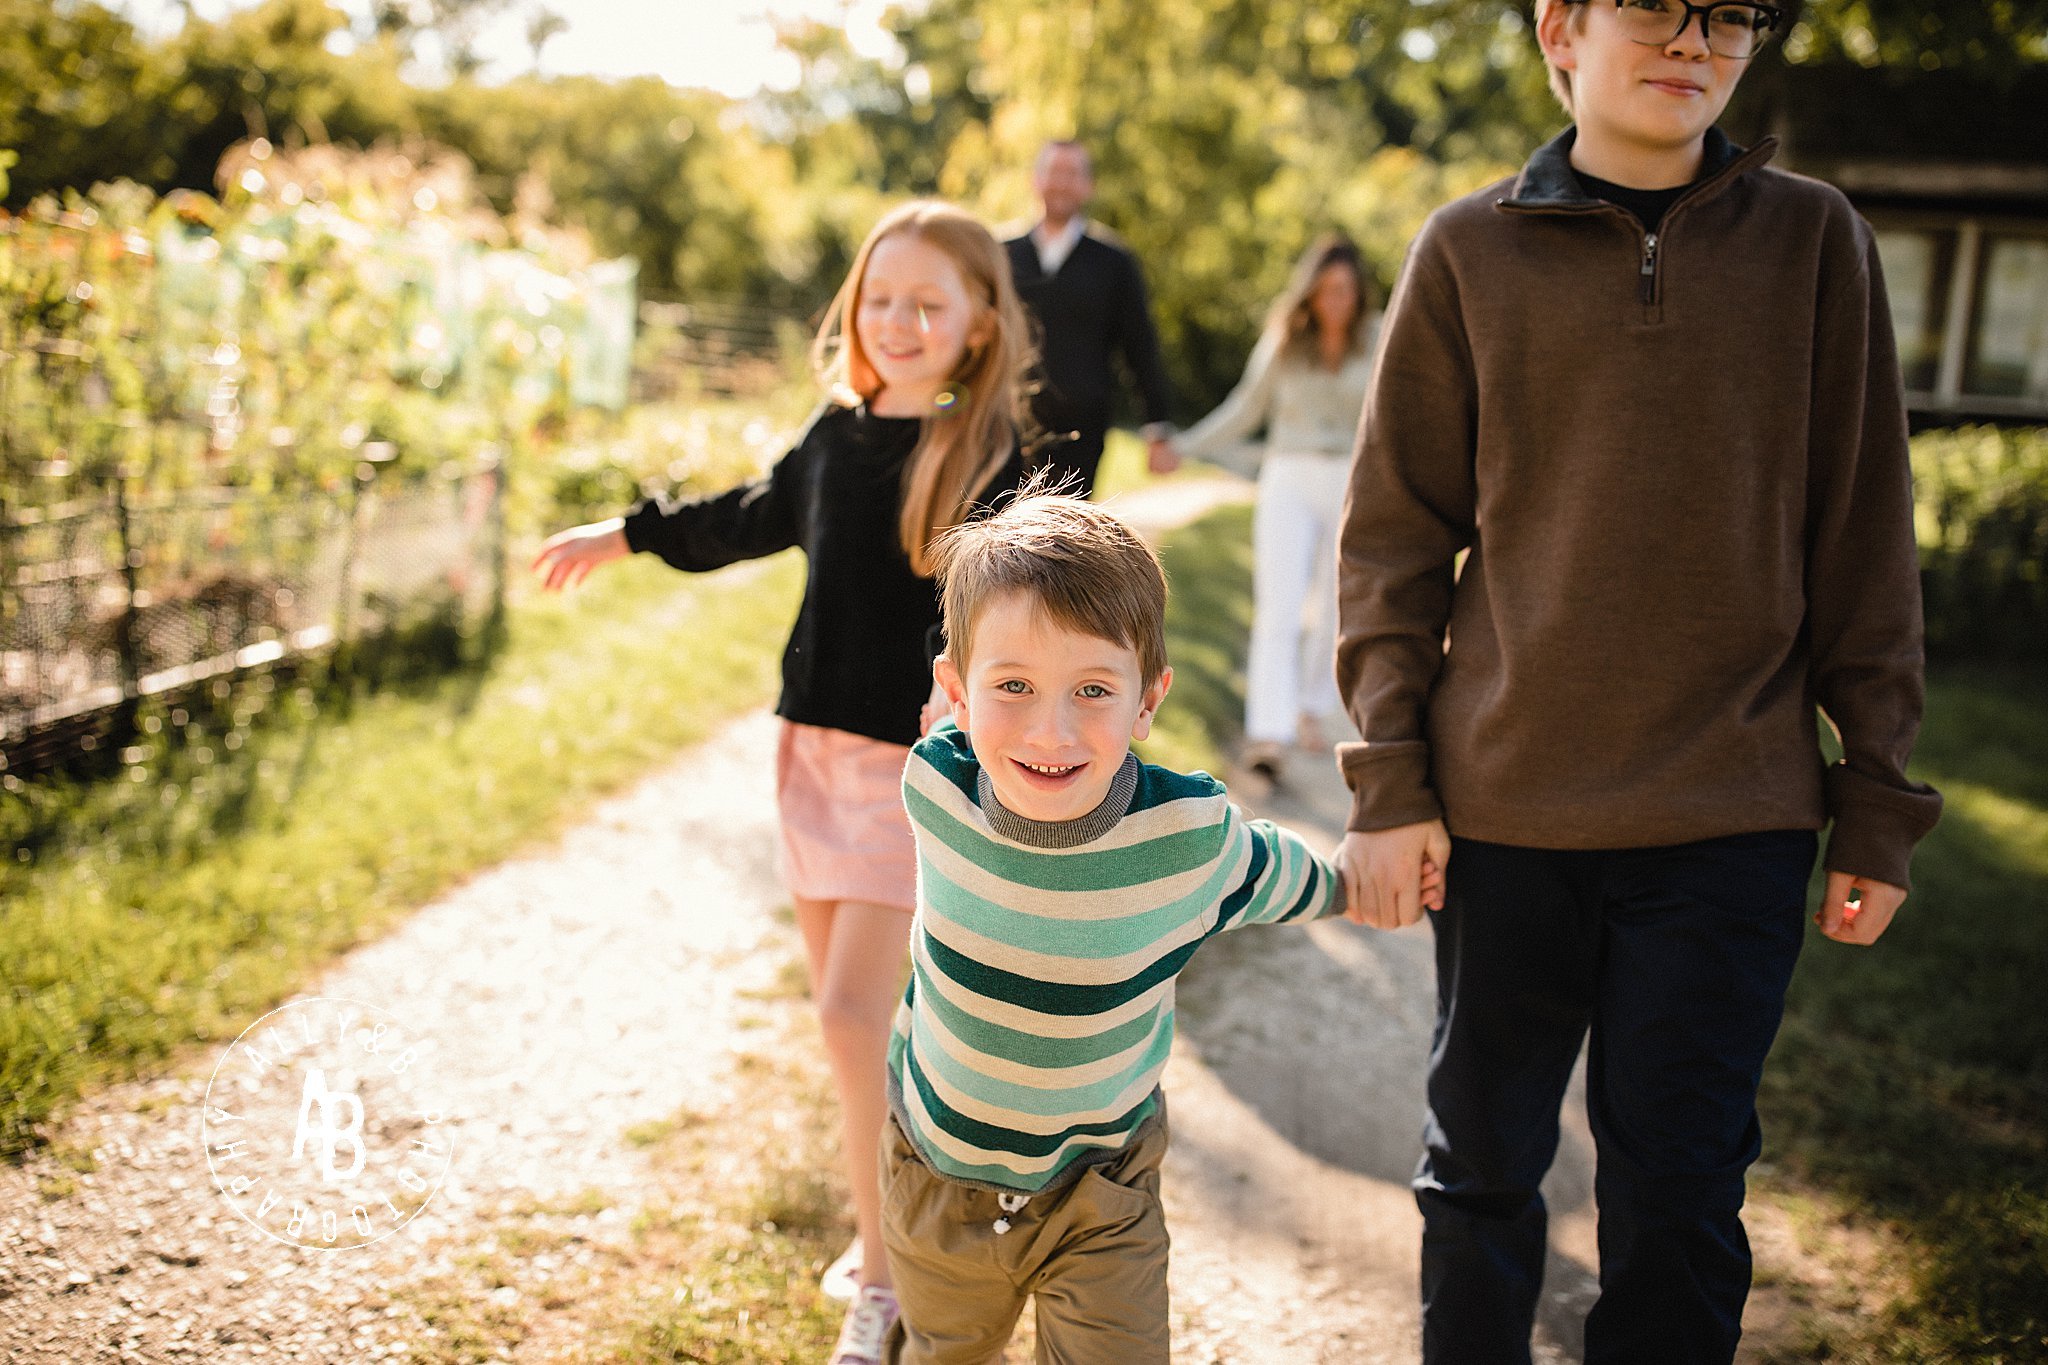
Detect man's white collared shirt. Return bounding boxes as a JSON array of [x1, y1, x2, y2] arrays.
[[1031, 217, 1087, 277]]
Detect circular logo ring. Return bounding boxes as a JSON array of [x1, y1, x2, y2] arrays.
[[202, 996, 454, 1251]]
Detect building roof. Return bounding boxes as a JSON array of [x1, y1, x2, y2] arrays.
[[1727, 63, 2048, 205]]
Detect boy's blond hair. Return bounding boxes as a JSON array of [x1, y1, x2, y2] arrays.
[[930, 480, 1169, 689], [1533, 0, 1586, 114]]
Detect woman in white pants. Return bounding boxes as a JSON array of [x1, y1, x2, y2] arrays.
[[1172, 235, 1380, 781]]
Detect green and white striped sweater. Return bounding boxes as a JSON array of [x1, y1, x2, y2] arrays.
[[887, 722, 1344, 1195]]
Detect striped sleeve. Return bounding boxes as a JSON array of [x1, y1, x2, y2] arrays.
[[1212, 805, 1345, 932]]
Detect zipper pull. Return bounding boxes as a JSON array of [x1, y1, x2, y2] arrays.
[[1639, 232, 1659, 304]]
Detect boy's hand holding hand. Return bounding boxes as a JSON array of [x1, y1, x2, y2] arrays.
[[1338, 819, 1450, 929], [1816, 871, 1907, 946], [1146, 438, 1181, 475]]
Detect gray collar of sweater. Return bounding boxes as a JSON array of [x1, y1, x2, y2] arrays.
[[977, 752, 1142, 848]]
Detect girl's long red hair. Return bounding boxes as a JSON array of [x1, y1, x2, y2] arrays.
[[813, 201, 1034, 576]]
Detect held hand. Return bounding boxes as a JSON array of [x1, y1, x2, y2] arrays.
[[531, 519, 629, 592], [1816, 870, 1906, 946], [1146, 438, 1182, 476], [1336, 820, 1450, 931]]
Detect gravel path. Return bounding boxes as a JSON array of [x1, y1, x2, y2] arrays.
[[1, 713, 794, 1363]]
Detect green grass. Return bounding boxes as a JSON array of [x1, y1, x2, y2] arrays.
[[605, 1028, 852, 1363], [1090, 426, 1225, 503], [1, 550, 801, 1155], [1140, 502, 1255, 778], [1092, 427, 1258, 776], [1756, 665, 2048, 1362]]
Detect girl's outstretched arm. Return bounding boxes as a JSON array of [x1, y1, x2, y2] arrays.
[[619, 435, 809, 572], [531, 518, 629, 592]]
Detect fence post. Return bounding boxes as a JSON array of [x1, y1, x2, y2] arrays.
[[109, 472, 142, 730], [483, 445, 506, 646]]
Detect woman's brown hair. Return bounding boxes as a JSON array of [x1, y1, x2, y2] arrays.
[[1264, 233, 1376, 366], [812, 201, 1035, 577]]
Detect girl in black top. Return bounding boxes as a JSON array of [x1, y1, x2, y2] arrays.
[[532, 202, 1034, 1364]]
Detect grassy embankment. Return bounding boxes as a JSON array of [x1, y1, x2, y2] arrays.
[[1, 411, 808, 1156]]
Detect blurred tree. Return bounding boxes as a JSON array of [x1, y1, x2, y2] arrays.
[[365, 0, 516, 77], [415, 75, 792, 303], [0, 0, 168, 199], [524, 6, 567, 70], [4, 0, 2041, 407], [860, 0, 1556, 408], [1773, 0, 2048, 81], [151, 0, 413, 189]]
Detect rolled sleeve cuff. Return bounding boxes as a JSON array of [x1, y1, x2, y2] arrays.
[[1822, 761, 1944, 892], [1337, 738, 1445, 833]]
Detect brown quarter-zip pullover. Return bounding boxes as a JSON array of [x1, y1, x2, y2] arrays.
[[1335, 127, 1942, 888]]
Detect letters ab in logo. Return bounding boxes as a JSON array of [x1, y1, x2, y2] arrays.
[[203, 997, 454, 1251]]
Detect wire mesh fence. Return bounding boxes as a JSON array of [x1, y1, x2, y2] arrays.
[[0, 456, 503, 776], [634, 297, 812, 402]]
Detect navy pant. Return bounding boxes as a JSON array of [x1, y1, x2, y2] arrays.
[[1417, 830, 1817, 1365]]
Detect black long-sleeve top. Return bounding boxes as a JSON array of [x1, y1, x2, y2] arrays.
[[1005, 227, 1176, 439], [620, 402, 1030, 747]]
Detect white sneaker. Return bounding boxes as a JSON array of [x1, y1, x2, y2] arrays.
[[820, 1239, 862, 1302], [828, 1283, 900, 1365]]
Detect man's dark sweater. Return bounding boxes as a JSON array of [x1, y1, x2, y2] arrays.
[[1006, 225, 1175, 493], [621, 403, 1029, 747]]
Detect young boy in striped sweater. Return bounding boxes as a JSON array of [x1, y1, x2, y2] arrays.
[[877, 490, 1368, 1363]]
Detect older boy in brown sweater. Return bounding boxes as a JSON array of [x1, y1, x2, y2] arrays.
[[1332, 2, 1942, 1361]]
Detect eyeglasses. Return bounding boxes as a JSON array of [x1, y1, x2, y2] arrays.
[[1591, 0, 1786, 60]]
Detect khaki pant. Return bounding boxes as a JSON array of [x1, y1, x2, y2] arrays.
[[879, 1112, 1171, 1364]]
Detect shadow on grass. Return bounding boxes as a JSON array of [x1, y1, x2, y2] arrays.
[[1761, 665, 2048, 1359], [2, 599, 508, 871]]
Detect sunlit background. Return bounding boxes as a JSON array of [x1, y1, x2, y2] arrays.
[[120, 0, 905, 95], [4, 1, 2045, 1357]]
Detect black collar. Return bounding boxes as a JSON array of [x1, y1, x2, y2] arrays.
[[1498, 125, 1772, 214]]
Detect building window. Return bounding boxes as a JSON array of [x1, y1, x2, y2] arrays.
[[1875, 227, 1954, 395], [1963, 234, 2048, 403]]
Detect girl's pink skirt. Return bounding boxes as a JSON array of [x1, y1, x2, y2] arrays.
[[774, 721, 918, 910]]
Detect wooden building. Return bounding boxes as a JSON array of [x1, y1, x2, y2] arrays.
[[1731, 65, 2048, 425]]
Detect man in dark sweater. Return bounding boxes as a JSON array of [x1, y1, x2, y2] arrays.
[[1334, 2, 1942, 1362], [1005, 141, 1179, 495]]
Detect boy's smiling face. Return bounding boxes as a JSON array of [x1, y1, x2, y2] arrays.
[[1541, 1, 1749, 181], [934, 590, 1171, 824]]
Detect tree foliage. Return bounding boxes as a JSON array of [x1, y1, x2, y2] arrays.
[[4, 0, 2039, 410]]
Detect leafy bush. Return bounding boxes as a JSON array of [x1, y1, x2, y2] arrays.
[[1914, 426, 2048, 665], [520, 389, 810, 539], [0, 139, 617, 516]]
